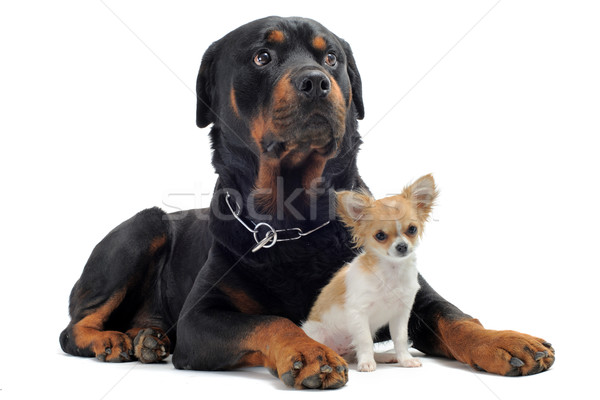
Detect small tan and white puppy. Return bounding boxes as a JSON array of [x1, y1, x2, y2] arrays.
[[302, 174, 437, 372]]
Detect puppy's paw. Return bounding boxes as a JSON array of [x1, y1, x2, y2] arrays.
[[398, 357, 422, 368], [357, 359, 377, 372]]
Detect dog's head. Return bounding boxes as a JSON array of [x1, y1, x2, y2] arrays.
[[196, 17, 364, 209], [336, 175, 438, 260]]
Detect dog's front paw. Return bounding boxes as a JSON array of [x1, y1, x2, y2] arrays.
[[90, 331, 134, 362], [357, 359, 377, 372], [441, 319, 555, 376], [398, 357, 422, 368], [127, 327, 170, 364], [469, 330, 554, 376], [273, 341, 348, 389]]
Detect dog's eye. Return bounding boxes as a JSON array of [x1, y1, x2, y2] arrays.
[[375, 231, 387, 242], [406, 226, 418, 236], [254, 51, 272, 66], [324, 53, 337, 67]]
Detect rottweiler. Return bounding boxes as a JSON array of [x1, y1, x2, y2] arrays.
[[59, 16, 554, 389]]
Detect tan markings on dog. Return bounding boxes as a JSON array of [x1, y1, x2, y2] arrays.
[[230, 87, 240, 118], [250, 111, 268, 148], [249, 109, 280, 211], [220, 285, 263, 314], [308, 265, 349, 321], [254, 157, 281, 212], [149, 235, 167, 254], [331, 77, 348, 120], [347, 87, 353, 108], [72, 289, 133, 360], [301, 152, 329, 191], [272, 72, 295, 121], [312, 36, 327, 51], [239, 318, 348, 389], [125, 327, 143, 340], [250, 73, 299, 211], [267, 30, 285, 43]]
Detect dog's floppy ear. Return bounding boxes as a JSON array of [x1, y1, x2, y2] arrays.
[[339, 38, 364, 120], [196, 41, 219, 128]]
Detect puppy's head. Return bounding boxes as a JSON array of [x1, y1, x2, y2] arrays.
[[336, 174, 437, 259], [196, 17, 364, 204]]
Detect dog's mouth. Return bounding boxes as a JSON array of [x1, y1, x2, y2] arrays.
[[262, 137, 338, 170], [262, 112, 342, 160]]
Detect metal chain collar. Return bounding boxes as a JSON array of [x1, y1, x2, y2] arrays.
[[224, 192, 331, 252]]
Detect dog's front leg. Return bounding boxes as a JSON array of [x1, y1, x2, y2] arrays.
[[389, 309, 422, 368], [173, 299, 348, 389], [349, 313, 376, 372], [409, 274, 555, 376]]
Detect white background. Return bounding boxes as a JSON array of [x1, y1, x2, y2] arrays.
[[1, 0, 598, 398]]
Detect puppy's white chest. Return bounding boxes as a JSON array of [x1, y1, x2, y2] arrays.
[[367, 279, 417, 327], [346, 259, 419, 331]]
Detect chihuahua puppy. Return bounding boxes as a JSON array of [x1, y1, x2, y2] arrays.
[[302, 174, 437, 372]]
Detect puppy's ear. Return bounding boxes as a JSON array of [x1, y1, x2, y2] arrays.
[[339, 38, 364, 120], [196, 41, 219, 128], [402, 174, 438, 222], [336, 190, 373, 224]]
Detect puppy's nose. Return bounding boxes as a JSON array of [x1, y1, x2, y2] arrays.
[[396, 243, 408, 254], [295, 70, 331, 99]]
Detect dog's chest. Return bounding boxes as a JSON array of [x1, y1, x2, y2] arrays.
[[255, 235, 355, 321], [346, 259, 420, 329]]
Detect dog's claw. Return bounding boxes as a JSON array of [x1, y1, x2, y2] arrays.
[[510, 357, 525, 367], [534, 351, 548, 361], [473, 364, 486, 372], [321, 365, 333, 374]]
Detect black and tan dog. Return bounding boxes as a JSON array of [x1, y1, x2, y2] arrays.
[[59, 16, 554, 389]]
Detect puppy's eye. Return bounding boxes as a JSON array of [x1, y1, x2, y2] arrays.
[[406, 226, 418, 236], [254, 51, 272, 66], [324, 53, 337, 67], [375, 231, 387, 242]]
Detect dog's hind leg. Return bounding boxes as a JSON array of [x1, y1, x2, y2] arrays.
[[59, 207, 171, 362]]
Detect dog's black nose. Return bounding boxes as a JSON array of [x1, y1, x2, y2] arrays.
[[396, 243, 408, 254], [296, 70, 331, 99]]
